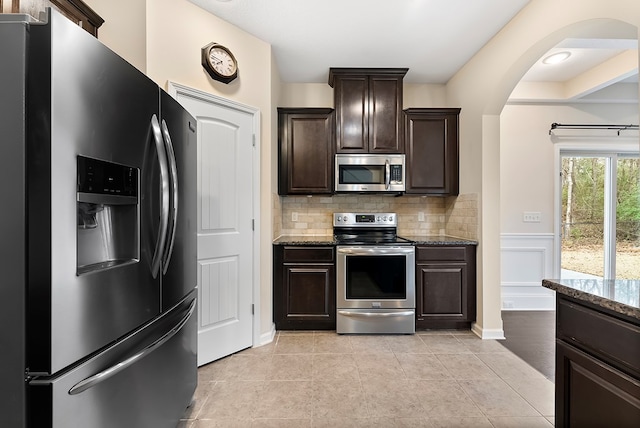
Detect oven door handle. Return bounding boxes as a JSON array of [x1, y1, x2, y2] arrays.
[[337, 310, 415, 318], [337, 246, 415, 256]]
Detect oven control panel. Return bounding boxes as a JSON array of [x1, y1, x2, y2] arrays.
[[333, 212, 397, 227]]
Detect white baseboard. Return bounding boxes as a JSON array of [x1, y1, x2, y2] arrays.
[[256, 323, 276, 347], [502, 289, 556, 311], [471, 322, 505, 340]]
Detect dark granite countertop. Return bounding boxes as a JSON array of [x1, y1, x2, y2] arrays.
[[403, 235, 478, 246], [543, 278, 640, 321], [273, 235, 336, 245], [272, 235, 478, 246]]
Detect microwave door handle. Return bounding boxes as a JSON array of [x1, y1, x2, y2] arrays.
[[385, 159, 390, 190], [150, 114, 170, 279], [160, 119, 178, 274]]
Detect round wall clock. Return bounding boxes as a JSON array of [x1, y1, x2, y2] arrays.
[[201, 42, 238, 84]]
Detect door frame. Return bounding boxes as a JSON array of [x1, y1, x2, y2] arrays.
[[553, 140, 638, 279], [167, 81, 262, 348]]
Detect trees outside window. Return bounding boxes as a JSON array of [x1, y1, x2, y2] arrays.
[[561, 153, 639, 280]]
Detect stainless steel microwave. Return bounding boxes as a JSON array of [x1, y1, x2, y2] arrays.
[[335, 154, 405, 193]]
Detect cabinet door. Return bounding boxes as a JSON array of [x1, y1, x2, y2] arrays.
[[278, 108, 334, 195], [281, 265, 336, 328], [368, 75, 404, 153], [417, 263, 468, 321], [405, 108, 460, 195], [333, 75, 368, 152], [556, 340, 640, 428]]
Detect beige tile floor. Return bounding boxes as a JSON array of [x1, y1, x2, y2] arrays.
[[180, 331, 555, 427]]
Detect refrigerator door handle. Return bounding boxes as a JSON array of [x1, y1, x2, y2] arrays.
[[150, 114, 170, 278], [160, 119, 178, 274], [67, 297, 197, 396]]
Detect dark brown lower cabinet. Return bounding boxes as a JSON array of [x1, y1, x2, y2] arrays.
[[555, 297, 640, 427], [415, 245, 476, 329], [273, 245, 336, 330]]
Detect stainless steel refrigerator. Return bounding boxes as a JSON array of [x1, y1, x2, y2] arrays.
[[0, 9, 197, 428]]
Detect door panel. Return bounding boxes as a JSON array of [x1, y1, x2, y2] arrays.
[[199, 257, 239, 326], [176, 92, 255, 366], [27, 12, 161, 374]]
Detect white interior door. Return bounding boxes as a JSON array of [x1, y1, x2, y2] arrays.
[[173, 86, 257, 366]]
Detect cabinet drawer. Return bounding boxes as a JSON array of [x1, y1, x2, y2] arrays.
[[558, 298, 640, 376], [283, 246, 334, 263], [417, 246, 467, 262]]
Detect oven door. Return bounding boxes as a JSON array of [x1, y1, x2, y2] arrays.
[[336, 246, 415, 309]]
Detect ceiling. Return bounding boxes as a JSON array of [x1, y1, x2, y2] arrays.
[[188, 0, 638, 102]]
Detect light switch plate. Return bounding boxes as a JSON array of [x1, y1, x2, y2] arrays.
[[523, 212, 541, 222]]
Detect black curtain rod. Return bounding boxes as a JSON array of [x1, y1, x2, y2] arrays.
[[549, 122, 639, 135]]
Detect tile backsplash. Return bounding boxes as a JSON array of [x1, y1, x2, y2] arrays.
[[274, 193, 478, 240]]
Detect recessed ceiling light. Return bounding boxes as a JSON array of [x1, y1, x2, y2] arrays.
[[542, 51, 571, 65]]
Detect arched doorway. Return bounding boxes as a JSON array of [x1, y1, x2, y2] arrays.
[[496, 18, 638, 377], [445, 3, 640, 341]]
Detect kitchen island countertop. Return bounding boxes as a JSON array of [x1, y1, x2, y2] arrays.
[[542, 278, 640, 321]]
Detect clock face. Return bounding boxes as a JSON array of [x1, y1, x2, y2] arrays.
[[209, 47, 237, 77]]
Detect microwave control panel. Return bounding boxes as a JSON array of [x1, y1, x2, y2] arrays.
[[390, 165, 403, 183]]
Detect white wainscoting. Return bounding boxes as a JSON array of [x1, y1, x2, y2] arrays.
[[501, 233, 556, 311]]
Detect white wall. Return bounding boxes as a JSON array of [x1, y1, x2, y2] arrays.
[[445, 0, 640, 337], [277, 82, 448, 109], [84, 0, 147, 72], [499, 102, 638, 310], [501, 103, 639, 234]]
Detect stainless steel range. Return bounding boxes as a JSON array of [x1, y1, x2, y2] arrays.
[[334, 213, 415, 334]]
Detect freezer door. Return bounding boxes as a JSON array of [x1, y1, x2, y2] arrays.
[[160, 90, 198, 310], [26, 10, 165, 374], [28, 293, 197, 428]]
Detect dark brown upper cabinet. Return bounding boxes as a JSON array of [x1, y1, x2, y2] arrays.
[[329, 68, 407, 154], [404, 108, 460, 196], [6, 0, 104, 36], [278, 107, 335, 195]]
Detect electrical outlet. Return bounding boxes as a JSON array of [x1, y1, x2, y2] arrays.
[[418, 212, 425, 222], [523, 211, 541, 223], [292, 212, 298, 222]]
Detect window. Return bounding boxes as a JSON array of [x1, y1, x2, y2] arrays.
[[559, 152, 639, 280]]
